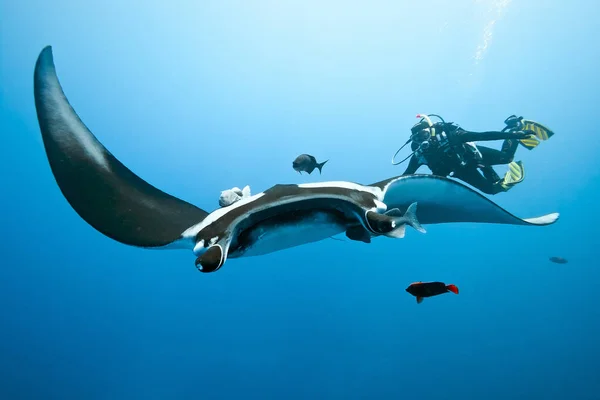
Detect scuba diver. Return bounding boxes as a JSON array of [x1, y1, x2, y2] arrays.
[[392, 114, 555, 195]]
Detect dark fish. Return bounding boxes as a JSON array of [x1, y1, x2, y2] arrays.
[[549, 256, 568, 264], [405, 281, 459, 304], [292, 154, 328, 174]]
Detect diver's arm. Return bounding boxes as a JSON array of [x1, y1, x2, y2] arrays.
[[401, 155, 421, 175], [454, 129, 529, 142]]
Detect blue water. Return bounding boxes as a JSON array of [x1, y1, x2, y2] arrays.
[[2, 1, 600, 399]]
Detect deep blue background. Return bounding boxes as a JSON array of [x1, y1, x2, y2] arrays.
[[1, 1, 599, 398]]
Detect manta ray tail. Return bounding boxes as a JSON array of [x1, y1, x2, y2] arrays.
[[33, 46, 209, 248]]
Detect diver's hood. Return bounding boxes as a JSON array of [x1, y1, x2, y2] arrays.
[[410, 120, 431, 135]]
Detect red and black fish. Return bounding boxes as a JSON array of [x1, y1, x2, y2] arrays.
[[405, 281, 459, 304]]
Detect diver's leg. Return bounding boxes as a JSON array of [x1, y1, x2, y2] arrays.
[[477, 143, 518, 166], [480, 165, 500, 182], [452, 167, 506, 195], [500, 138, 519, 159], [476, 141, 525, 192]]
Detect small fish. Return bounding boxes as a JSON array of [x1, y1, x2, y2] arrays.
[[292, 154, 328, 175], [405, 281, 459, 304], [549, 256, 568, 264]]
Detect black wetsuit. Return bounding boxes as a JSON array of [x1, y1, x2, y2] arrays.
[[402, 122, 526, 195]]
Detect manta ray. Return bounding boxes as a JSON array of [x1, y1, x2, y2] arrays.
[[33, 46, 559, 273]]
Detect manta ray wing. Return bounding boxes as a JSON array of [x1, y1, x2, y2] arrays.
[[34, 46, 209, 248], [371, 175, 559, 226]]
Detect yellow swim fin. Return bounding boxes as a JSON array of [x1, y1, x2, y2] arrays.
[[500, 161, 525, 191], [519, 119, 555, 150], [518, 134, 541, 150]]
